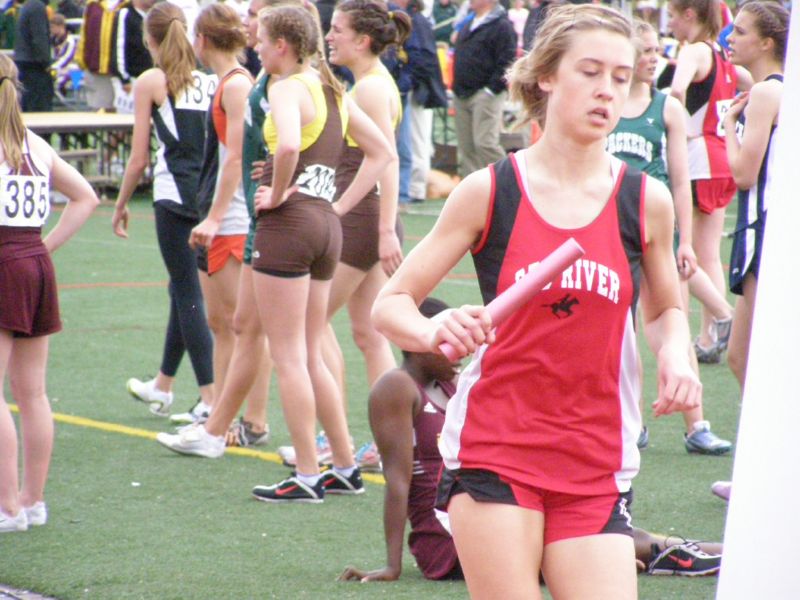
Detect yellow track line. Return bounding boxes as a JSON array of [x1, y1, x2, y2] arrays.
[[9, 405, 386, 485]]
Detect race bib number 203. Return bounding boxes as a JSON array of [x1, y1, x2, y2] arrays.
[[0, 175, 50, 228]]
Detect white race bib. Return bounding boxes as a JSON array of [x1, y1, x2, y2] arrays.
[[295, 164, 336, 202], [716, 99, 734, 137], [0, 175, 50, 227], [175, 72, 218, 112]]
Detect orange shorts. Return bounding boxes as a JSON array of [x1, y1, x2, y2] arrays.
[[692, 178, 737, 215], [208, 234, 245, 276]]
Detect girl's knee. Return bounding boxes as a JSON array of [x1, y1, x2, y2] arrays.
[[350, 322, 385, 354]]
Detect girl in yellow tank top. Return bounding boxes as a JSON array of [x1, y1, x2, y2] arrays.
[[322, 0, 411, 471], [247, 4, 393, 503]]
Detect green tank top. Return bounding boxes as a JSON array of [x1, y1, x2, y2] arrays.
[[607, 90, 669, 186], [242, 72, 269, 218]]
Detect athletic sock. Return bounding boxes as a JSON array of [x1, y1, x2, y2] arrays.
[[295, 472, 321, 487], [334, 465, 356, 478]]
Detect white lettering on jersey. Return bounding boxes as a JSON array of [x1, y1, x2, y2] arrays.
[[516, 259, 620, 304], [515, 262, 552, 290], [296, 164, 336, 202], [606, 132, 653, 163], [175, 72, 218, 112], [0, 175, 50, 227]]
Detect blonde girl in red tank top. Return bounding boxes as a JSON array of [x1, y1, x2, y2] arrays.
[[374, 5, 700, 597]]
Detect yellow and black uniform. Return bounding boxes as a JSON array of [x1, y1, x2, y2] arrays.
[[253, 72, 347, 280]]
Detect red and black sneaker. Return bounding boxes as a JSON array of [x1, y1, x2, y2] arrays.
[[320, 467, 365, 496], [647, 542, 721, 576], [251, 476, 325, 504]]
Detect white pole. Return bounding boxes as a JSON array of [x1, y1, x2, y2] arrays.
[[716, 3, 800, 599]]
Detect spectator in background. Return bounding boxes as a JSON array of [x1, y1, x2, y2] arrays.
[[452, 0, 515, 177], [521, 0, 561, 52], [1, 1, 23, 51], [76, 0, 120, 111], [57, 0, 82, 19], [50, 13, 77, 95], [399, 0, 448, 204], [14, 0, 52, 111], [432, 0, 457, 45], [507, 0, 528, 52], [115, 0, 154, 93]]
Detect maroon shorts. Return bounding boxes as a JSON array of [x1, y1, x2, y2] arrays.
[[692, 178, 737, 215], [0, 251, 61, 337], [253, 198, 342, 281], [436, 468, 633, 545]]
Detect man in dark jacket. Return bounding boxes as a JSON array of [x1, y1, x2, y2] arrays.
[[452, 0, 516, 177], [403, 0, 447, 203], [114, 0, 153, 90], [385, 0, 447, 204], [14, 0, 52, 111]]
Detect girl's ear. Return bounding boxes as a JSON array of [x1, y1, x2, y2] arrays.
[[760, 35, 775, 56], [538, 73, 554, 93], [356, 33, 371, 53]]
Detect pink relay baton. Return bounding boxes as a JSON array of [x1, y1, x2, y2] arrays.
[[438, 238, 585, 361]]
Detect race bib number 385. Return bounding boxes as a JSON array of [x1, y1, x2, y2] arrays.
[[0, 175, 50, 227]]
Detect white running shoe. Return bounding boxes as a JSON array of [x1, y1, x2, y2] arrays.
[[277, 431, 352, 467], [156, 425, 225, 458], [169, 399, 212, 425], [24, 501, 47, 526], [0, 508, 28, 533], [127, 377, 174, 416]]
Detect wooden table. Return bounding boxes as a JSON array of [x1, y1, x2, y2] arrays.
[[23, 112, 136, 189]]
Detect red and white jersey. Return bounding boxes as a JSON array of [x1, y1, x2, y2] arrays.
[[440, 151, 644, 496], [685, 43, 738, 180]]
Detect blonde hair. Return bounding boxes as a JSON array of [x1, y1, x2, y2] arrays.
[[145, 2, 196, 98], [0, 54, 25, 172], [259, 3, 344, 96], [508, 4, 633, 127], [196, 3, 248, 57], [669, 0, 721, 41], [632, 17, 657, 58]]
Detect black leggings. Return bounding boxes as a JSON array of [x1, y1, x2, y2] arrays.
[[154, 203, 214, 386]]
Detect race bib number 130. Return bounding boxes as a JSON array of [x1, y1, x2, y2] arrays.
[[0, 175, 50, 227]]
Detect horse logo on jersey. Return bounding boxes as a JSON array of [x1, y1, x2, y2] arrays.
[[542, 294, 579, 319]]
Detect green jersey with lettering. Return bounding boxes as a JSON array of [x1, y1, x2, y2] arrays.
[[243, 72, 269, 217], [606, 91, 668, 186]]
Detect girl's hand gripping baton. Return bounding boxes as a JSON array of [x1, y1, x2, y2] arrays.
[[438, 238, 585, 361]]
